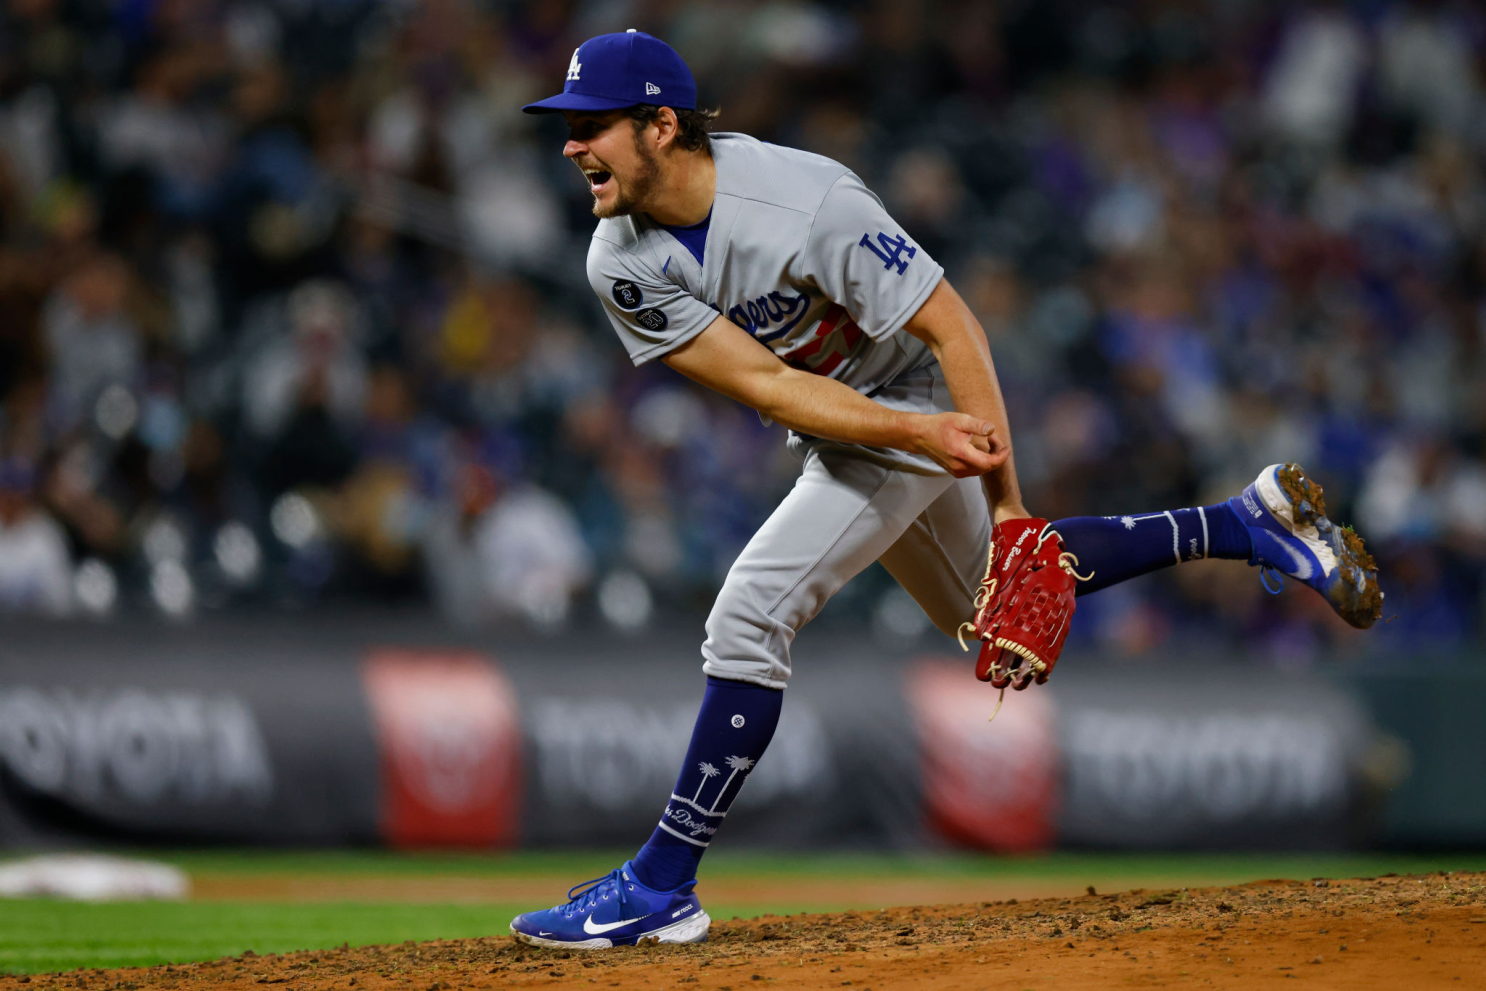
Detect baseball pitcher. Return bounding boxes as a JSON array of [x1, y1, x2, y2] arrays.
[[509, 31, 1382, 949]]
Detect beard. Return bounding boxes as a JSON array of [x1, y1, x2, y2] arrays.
[[592, 134, 661, 219]]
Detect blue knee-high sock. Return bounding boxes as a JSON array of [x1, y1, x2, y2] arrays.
[[629, 676, 783, 892], [1054, 503, 1253, 596]]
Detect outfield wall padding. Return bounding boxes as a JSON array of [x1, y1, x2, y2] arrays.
[[0, 651, 379, 846], [0, 619, 1424, 850]]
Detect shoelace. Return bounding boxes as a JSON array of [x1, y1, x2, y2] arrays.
[[1259, 565, 1285, 595], [560, 869, 634, 920]]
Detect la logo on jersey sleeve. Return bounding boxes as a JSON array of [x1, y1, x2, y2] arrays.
[[858, 231, 917, 274]]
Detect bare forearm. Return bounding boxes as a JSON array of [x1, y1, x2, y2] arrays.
[[752, 367, 917, 449], [750, 368, 1001, 478], [931, 329, 1025, 517], [907, 280, 1027, 520], [662, 313, 1004, 478]]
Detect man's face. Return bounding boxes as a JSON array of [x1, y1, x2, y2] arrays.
[[563, 111, 660, 218]]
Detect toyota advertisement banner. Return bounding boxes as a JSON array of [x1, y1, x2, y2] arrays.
[[0, 625, 1398, 851]]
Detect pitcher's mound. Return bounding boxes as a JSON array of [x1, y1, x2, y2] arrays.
[[10, 871, 1484, 990]]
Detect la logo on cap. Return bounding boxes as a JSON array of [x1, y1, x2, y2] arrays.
[[522, 30, 698, 115]]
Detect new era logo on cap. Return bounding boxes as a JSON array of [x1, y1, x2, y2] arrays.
[[523, 31, 697, 114]]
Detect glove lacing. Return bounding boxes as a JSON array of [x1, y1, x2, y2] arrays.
[[956, 525, 1095, 722]]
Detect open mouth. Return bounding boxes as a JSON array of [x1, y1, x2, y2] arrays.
[[583, 169, 613, 194]]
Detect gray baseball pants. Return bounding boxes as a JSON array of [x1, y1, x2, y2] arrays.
[[701, 365, 991, 688]]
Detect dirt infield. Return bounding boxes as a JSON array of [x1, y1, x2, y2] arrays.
[[7, 871, 1483, 990]]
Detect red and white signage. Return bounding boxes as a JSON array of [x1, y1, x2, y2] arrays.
[[907, 659, 1059, 852], [361, 649, 523, 848]]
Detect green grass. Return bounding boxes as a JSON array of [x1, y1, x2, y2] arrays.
[[0, 901, 515, 975], [157, 847, 1486, 883], [3, 850, 1486, 975]]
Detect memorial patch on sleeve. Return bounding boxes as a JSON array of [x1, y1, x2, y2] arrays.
[[635, 308, 668, 331], [612, 280, 643, 310]]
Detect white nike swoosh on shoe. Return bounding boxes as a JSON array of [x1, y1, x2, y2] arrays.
[[538, 931, 553, 936], [583, 913, 645, 935], [1275, 539, 1314, 580]]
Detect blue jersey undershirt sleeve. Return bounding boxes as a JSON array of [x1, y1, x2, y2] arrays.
[[658, 210, 711, 267]]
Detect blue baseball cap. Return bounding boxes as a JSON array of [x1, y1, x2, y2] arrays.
[[522, 30, 697, 115]]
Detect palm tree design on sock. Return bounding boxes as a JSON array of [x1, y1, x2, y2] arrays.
[[708, 755, 755, 814], [690, 762, 720, 804]]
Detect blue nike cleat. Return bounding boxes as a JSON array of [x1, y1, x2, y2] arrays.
[[1228, 463, 1382, 629], [509, 862, 710, 949]]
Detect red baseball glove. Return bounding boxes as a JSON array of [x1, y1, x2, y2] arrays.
[[958, 517, 1088, 695]]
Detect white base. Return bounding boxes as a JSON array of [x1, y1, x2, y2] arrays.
[[511, 910, 712, 951]]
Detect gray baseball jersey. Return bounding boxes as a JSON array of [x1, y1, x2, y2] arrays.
[[588, 132, 947, 472], [585, 132, 988, 691]]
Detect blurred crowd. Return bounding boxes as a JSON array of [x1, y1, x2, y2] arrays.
[[0, 0, 1482, 662]]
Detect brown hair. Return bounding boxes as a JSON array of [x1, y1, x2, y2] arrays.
[[626, 104, 719, 154]]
